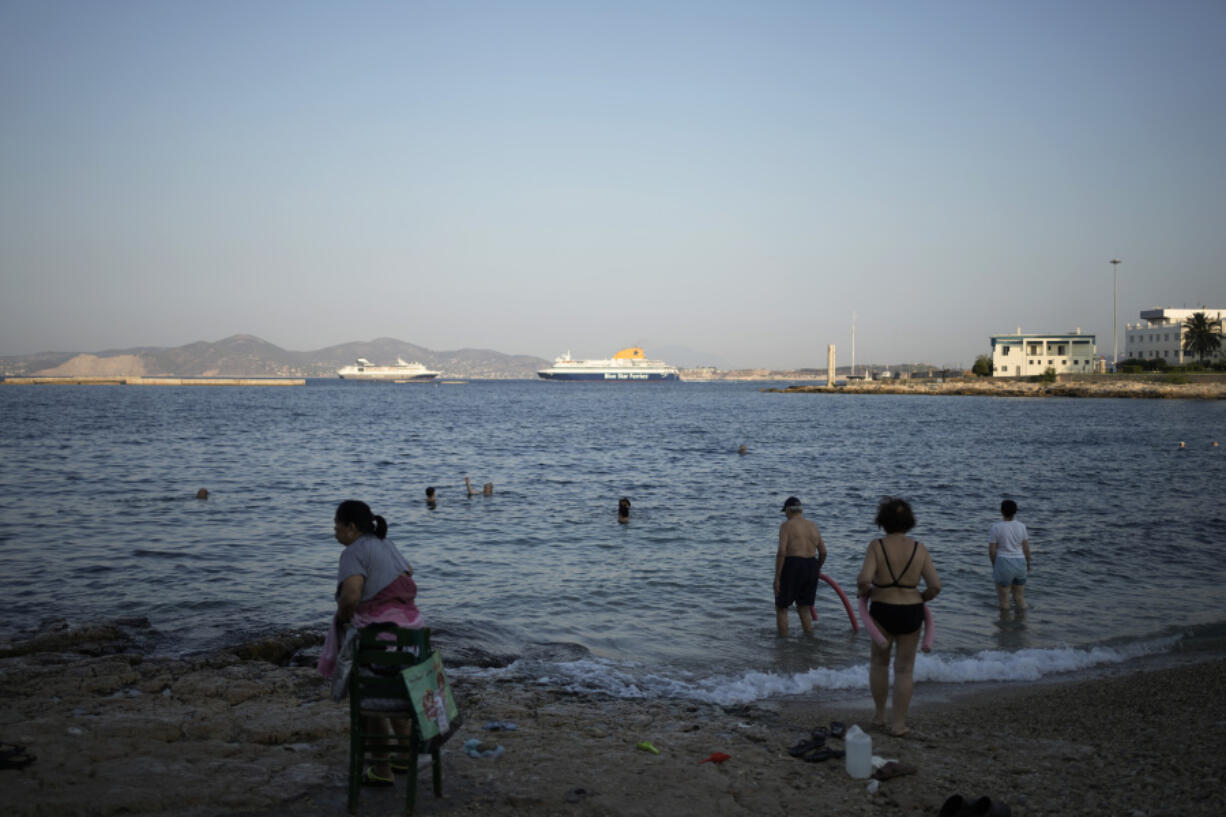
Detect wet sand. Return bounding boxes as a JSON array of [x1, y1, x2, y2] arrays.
[[3, 621, 1223, 817]]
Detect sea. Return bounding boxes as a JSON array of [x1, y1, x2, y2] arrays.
[[2, 380, 1225, 707]]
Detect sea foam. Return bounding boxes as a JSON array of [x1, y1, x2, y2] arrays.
[[452, 636, 1181, 706]]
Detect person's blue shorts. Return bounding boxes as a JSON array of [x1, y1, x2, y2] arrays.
[[993, 557, 1028, 587]]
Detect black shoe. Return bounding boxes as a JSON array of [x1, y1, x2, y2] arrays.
[[968, 796, 1011, 817], [938, 794, 966, 817]]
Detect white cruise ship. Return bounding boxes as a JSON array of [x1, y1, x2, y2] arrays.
[[337, 357, 439, 382]]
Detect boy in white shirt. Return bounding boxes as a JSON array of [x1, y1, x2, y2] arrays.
[[988, 499, 1031, 612]]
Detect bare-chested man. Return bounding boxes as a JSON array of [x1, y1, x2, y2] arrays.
[[774, 496, 827, 636]]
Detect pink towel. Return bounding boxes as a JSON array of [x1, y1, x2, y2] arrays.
[[318, 574, 424, 677]]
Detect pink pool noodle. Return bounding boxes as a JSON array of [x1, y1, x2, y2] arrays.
[[819, 573, 858, 631]]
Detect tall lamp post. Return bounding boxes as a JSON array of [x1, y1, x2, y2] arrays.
[[1110, 259, 1122, 369]]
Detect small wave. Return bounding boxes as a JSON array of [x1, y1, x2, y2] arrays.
[[133, 549, 211, 561], [454, 637, 1182, 706], [913, 638, 1179, 683]]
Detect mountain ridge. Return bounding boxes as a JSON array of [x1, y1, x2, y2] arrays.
[[0, 335, 551, 379]]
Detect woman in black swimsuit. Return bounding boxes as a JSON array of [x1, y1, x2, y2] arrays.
[[855, 497, 941, 737]]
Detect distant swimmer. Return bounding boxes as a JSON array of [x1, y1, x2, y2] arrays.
[[1212, 441, 1219, 448], [425, 486, 437, 509], [465, 476, 493, 497], [1178, 441, 1187, 449], [738, 444, 748, 455], [989, 499, 1031, 613], [618, 497, 631, 523], [774, 496, 826, 636], [196, 488, 209, 500]]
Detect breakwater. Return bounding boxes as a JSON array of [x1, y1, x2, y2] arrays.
[[3, 376, 305, 386], [770, 378, 1226, 399]]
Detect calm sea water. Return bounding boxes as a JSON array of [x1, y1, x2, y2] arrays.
[[2, 381, 1224, 704]]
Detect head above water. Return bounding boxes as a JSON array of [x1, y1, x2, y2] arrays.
[[1001, 499, 1018, 518], [334, 499, 387, 541], [781, 496, 802, 515], [875, 496, 915, 534], [425, 486, 435, 499]]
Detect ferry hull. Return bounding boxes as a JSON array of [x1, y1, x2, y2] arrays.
[[339, 372, 438, 382], [537, 370, 679, 381]]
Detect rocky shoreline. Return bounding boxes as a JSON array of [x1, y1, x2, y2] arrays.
[[771, 379, 1226, 399], [3, 620, 1223, 816]]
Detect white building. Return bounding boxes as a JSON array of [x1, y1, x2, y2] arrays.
[[1124, 307, 1225, 365], [990, 329, 1097, 377]]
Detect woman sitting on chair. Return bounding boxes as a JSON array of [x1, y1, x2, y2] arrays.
[[323, 499, 424, 786]]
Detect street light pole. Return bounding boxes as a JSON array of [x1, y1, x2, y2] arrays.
[[1110, 259, 1122, 368]]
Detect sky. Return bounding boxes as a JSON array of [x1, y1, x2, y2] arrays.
[[2, 1, 1224, 369]]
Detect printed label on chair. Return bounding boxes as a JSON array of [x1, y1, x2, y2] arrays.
[[400, 652, 459, 741]]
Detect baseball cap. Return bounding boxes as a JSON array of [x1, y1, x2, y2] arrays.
[[781, 496, 802, 512]]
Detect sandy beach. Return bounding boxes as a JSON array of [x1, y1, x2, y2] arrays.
[[2, 620, 1223, 817]]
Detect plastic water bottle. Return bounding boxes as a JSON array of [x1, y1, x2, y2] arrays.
[[844, 724, 872, 778]]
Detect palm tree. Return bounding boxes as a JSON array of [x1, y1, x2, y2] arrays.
[[1182, 311, 1223, 365]]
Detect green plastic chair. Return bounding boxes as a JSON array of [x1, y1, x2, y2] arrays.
[[347, 624, 447, 815]]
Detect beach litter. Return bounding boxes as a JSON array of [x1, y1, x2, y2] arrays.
[[872, 760, 917, 780], [482, 720, 518, 731], [635, 741, 660, 755], [699, 752, 730, 764], [461, 738, 504, 759]]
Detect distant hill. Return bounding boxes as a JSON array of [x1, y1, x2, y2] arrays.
[[0, 335, 550, 379]]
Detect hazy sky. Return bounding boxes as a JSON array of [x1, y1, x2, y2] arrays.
[[3, 1, 1224, 368]]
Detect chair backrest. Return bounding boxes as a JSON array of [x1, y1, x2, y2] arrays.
[[351, 624, 432, 704]]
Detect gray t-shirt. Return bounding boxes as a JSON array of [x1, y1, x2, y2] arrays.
[[336, 534, 411, 602]]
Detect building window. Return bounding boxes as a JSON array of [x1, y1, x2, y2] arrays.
[[1002, 346, 1010, 356], [1062, 360, 1067, 365]]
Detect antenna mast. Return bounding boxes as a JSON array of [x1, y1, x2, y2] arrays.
[[851, 311, 856, 377]]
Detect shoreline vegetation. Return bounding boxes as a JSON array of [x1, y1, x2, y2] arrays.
[[768, 377, 1226, 399], [3, 619, 1224, 816]]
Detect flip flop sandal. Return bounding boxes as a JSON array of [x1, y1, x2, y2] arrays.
[[829, 721, 846, 739], [0, 743, 36, 770], [801, 746, 835, 762], [361, 767, 395, 787], [786, 736, 825, 757], [810, 726, 829, 740]]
